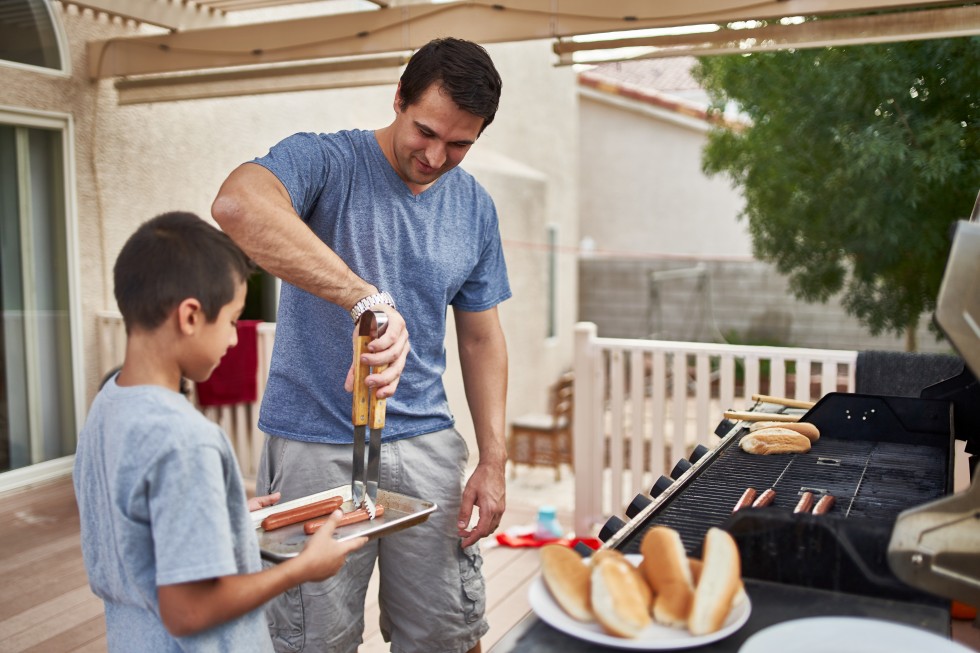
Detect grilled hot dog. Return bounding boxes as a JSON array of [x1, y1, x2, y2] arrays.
[[261, 496, 344, 531], [303, 505, 385, 535]]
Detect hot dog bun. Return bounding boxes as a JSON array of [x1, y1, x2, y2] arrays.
[[749, 420, 820, 441], [540, 544, 593, 622], [639, 526, 694, 628], [688, 528, 741, 635], [689, 557, 747, 608], [740, 429, 811, 454], [590, 548, 654, 611], [591, 555, 653, 638]]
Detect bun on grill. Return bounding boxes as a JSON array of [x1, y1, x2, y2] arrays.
[[688, 528, 742, 635], [740, 429, 811, 454], [749, 421, 820, 441], [591, 554, 653, 638], [540, 544, 593, 622], [639, 526, 694, 628]]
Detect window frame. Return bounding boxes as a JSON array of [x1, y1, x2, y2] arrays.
[[0, 105, 83, 492], [0, 0, 71, 78]]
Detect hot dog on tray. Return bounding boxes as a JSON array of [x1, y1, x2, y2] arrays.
[[260, 496, 344, 531], [304, 505, 386, 535]]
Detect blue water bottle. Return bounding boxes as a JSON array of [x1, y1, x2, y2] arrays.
[[535, 505, 563, 541]]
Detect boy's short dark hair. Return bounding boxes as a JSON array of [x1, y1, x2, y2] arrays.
[[114, 211, 254, 333], [398, 37, 502, 135]]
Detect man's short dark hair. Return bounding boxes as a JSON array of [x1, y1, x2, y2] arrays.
[[398, 37, 502, 134], [114, 211, 254, 333]]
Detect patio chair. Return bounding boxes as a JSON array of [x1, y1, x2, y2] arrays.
[[508, 372, 574, 481]]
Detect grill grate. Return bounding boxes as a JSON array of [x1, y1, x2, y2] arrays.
[[618, 432, 948, 558]]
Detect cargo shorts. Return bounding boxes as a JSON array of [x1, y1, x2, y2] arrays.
[[255, 427, 489, 653]]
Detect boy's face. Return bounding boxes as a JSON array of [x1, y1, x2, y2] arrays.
[[186, 280, 248, 384]]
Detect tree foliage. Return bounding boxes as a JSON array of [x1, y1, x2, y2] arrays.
[[692, 36, 980, 344]]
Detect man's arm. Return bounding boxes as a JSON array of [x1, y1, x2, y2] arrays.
[[157, 512, 365, 637], [211, 162, 407, 396], [454, 307, 508, 548]]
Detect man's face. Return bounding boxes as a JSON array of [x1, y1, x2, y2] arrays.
[[389, 82, 485, 193]]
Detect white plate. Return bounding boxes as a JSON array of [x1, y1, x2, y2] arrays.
[[739, 616, 973, 653], [528, 554, 751, 650]]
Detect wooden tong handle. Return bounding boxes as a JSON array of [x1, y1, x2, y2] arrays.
[[724, 410, 801, 423], [352, 335, 371, 426], [751, 394, 816, 409], [369, 363, 388, 430]]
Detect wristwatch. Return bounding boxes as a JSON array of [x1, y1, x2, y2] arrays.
[[350, 291, 396, 324]]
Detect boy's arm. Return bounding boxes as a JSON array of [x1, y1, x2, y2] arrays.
[[157, 511, 365, 637]]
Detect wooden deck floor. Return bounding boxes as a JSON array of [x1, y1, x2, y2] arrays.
[[0, 474, 554, 652]]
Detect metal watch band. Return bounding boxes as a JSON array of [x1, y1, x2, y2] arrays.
[[350, 291, 396, 323]]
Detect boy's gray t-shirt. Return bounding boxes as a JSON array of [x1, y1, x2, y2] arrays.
[[73, 377, 271, 652], [252, 129, 512, 444]]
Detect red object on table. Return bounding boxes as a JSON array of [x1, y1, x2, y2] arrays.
[[495, 531, 601, 551], [196, 320, 261, 407]]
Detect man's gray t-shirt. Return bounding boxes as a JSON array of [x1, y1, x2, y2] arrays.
[[252, 129, 512, 444], [73, 377, 271, 652]]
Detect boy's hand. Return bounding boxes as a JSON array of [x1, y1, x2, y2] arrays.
[[248, 492, 281, 512], [297, 511, 368, 582]]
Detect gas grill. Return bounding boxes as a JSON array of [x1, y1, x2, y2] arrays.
[[605, 392, 956, 607], [492, 389, 969, 653]]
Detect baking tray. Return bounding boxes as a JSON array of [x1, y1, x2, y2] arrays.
[[253, 485, 437, 562]]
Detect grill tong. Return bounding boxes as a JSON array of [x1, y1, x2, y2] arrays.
[[351, 309, 388, 520]]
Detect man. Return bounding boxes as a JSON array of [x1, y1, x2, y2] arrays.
[[211, 38, 509, 653]]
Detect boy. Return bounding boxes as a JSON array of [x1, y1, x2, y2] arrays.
[[73, 211, 366, 651]]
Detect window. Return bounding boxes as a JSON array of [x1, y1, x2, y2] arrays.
[[0, 118, 76, 474], [0, 0, 64, 71]]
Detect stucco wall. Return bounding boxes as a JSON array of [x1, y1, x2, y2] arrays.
[[579, 257, 955, 354], [578, 88, 751, 258], [0, 6, 580, 462]]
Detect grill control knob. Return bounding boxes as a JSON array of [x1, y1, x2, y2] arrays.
[[626, 493, 652, 518], [670, 458, 692, 479], [598, 515, 627, 542], [650, 475, 673, 497], [573, 541, 596, 557], [689, 444, 710, 464]]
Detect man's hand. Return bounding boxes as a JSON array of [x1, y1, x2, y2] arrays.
[[247, 492, 281, 512], [344, 305, 410, 399], [457, 462, 506, 548]]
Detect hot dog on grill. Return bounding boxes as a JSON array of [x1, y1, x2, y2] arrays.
[[813, 494, 836, 515], [751, 488, 776, 508], [732, 487, 758, 512], [793, 491, 815, 514], [303, 504, 385, 534], [260, 496, 344, 531]]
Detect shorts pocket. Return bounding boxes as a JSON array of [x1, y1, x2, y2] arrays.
[[458, 544, 486, 625], [261, 558, 305, 652]]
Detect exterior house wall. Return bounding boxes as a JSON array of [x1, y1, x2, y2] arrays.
[[0, 5, 579, 472], [576, 66, 953, 355]]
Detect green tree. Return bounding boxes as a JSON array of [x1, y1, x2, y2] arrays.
[[693, 37, 980, 350]]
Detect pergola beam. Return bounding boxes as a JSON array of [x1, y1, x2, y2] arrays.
[[555, 4, 980, 63], [66, 0, 227, 30], [87, 0, 974, 79]]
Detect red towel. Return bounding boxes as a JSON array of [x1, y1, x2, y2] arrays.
[[196, 320, 261, 407]]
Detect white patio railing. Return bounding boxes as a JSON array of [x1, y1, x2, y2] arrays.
[[571, 321, 857, 537], [96, 314, 858, 536]]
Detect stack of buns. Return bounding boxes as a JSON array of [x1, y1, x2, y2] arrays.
[[740, 421, 819, 455], [539, 526, 743, 639]]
